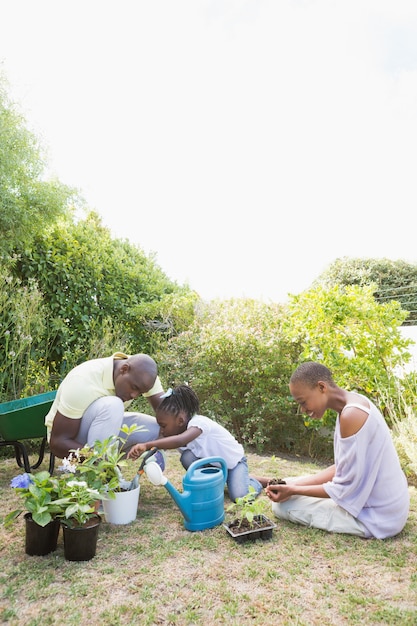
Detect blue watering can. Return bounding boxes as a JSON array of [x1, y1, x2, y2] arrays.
[[144, 455, 228, 531]]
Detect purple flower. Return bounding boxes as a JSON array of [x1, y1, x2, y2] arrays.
[[10, 473, 33, 489]]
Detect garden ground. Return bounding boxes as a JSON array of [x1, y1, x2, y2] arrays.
[[0, 450, 416, 625]]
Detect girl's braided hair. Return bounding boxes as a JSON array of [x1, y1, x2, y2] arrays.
[[159, 384, 200, 419]]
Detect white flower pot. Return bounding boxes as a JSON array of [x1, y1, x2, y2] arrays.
[[102, 485, 140, 524]]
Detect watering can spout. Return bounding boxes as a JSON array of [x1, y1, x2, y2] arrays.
[[164, 483, 192, 522], [143, 461, 197, 522]]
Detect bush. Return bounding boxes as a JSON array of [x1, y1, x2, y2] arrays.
[[14, 211, 192, 370], [285, 284, 412, 410], [156, 299, 314, 454], [0, 264, 50, 401]]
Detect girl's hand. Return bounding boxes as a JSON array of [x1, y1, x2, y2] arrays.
[[265, 483, 293, 503], [127, 443, 147, 460]]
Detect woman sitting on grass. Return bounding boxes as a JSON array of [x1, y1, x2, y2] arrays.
[[127, 384, 262, 501], [260, 362, 410, 539]]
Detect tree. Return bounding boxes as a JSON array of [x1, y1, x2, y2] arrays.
[[0, 73, 76, 254], [14, 211, 196, 371], [315, 257, 417, 325], [285, 284, 412, 423]]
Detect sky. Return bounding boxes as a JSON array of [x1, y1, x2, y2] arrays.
[[1, 0, 417, 303]]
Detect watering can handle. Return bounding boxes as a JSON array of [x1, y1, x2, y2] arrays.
[[137, 447, 159, 474], [185, 456, 228, 483]]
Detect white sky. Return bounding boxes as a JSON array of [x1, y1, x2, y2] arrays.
[[1, 0, 417, 303]]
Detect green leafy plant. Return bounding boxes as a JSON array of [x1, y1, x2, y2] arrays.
[[54, 477, 102, 528], [14, 211, 192, 368], [285, 283, 411, 401], [0, 266, 49, 401], [379, 376, 417, 485], [226, 487, 265, 528], [0, 74, 73, 256], [391, 407, 417, 484], [58, 424, 145, 496], [4, 468, 106, 529], [4, 470, 62, 527], [314, 256, 417, 326]]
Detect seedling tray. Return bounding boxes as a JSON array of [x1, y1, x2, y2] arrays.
[[224, 514, 276, 544]]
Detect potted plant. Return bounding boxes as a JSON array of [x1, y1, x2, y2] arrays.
[[224, 488, 276, 543], [54, 476, 104, 561], [4, 471, 62, 555], [59, 424, 145, 525]]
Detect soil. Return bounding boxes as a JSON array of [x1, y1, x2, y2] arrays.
[[267, 478, 286, 485], [63, 514, 102, 529], [228, 515, 273, 533]]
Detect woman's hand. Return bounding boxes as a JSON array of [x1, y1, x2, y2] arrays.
[[266, 481, 330, 501], [265, 483, 293, 503]]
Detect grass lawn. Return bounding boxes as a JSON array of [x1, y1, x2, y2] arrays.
[[0, 450, 416, 625]]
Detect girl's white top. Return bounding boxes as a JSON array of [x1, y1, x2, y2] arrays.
[[323, 396, 409, 538], [185, 414, 244, 469]]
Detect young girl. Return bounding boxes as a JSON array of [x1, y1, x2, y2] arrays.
[[127, 384, 262, 501]]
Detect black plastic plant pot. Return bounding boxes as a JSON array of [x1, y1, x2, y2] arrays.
[[62, 514, 101, 561], [224, 514, 276, 544], [24, 513, 60, 556]]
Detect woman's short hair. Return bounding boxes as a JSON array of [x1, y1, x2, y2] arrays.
[[290, 362, 336, 388]]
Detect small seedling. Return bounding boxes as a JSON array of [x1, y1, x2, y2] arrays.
[[226, 487, 265, 528]]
